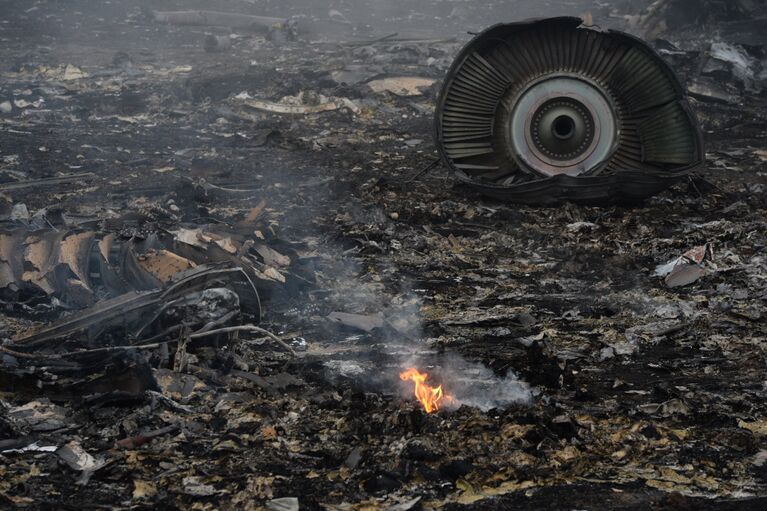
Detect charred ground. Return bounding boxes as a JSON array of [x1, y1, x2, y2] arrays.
[[1, 0, 767, 509]]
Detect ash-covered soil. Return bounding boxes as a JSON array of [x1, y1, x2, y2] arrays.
[[1, 0, 767, 509]]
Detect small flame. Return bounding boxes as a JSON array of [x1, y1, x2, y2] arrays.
[[399, 368, 453, 413]]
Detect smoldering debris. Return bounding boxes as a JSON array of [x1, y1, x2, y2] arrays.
[[400, 354, 533, 412], [2, 0, 767, 509]]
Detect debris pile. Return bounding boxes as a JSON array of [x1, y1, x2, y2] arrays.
[[0, 199, 308, 404], [1, 0, 767, 509]]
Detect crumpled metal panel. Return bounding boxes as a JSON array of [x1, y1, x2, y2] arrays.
[[13, 265, 260, 347], [435, 17, 704, 204], [0, 225, 270, 317]]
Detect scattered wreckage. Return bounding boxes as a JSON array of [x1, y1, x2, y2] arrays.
[[151, 8, 356, 44], [152, 10, 301, 42], [435, 17, 704, 204], [0, 207, 306, 404], [2, 1, 767, 508]]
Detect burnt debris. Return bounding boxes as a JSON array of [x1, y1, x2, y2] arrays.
[[1, 0, 767, 509]]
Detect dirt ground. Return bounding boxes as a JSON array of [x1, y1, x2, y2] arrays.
[[1, 0, 767, 509]]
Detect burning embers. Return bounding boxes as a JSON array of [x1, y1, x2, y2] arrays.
[[399, 368, 454, 413]]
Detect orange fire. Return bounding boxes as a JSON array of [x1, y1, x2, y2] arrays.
[[399, 368, 453, 413]]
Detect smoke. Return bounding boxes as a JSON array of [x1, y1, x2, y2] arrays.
[[318, 247, 534, 411], [441, 354, 533, 410], [400, 352, 533, 412], [3, 0, 559, 413]]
